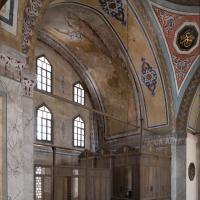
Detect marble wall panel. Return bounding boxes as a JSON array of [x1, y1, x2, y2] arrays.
[[0, 96, 2, 199], [0, 75, 34, 200]]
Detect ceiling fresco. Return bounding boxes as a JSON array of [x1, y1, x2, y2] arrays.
[[166, 0, 200, 6], [0, 0, 199, 135], [40, 1, 169, 130], [151, 2, 200, 93], [40, 4, 139, 139]]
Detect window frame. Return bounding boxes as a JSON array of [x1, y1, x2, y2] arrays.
[[36, 55, 53, 94], [73, 82, 85, 105], [34, 165, 52, 200], [35, 103, 54, 144], [72, 115, 86, 148]]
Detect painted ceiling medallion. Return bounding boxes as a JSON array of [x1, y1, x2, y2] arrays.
[[99, 0, 126, 25], [141, 57, 157, 96], [176, 25, 198, 51], [152, 3, 200, 93]]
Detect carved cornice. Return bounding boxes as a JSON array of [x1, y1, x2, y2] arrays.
[[176, 66, 200, 134]]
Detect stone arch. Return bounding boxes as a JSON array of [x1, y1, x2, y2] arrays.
[[176, 65, 200, 135]]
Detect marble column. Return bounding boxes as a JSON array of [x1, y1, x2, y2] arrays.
[[0, 45, 36, 200], [22, 70, 36, 200], [171, 139, 186, 200], [186, 133, 198, 200]]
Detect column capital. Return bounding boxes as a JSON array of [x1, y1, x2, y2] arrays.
[[22, 69, 36, 98]]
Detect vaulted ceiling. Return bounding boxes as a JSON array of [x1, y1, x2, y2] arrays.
[[0, 0, 199, 137], [166, 0, 200, 6]]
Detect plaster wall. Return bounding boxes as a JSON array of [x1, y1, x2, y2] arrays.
[[33, 41, 93, 151], [186, 133, 198, 200]]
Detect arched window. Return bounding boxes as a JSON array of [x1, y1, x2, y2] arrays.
[[73, 116, 85, 147], [36, 56, 52, 93], [36, 105, 52, 142], [73, 82, 85, 105]]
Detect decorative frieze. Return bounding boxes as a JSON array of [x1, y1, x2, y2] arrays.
[[0, 53, 26, 81], [143, 134, 186, 147], [22, 0, 43, 54]]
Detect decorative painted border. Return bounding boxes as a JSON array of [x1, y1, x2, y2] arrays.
[[0, 0, 14, 25], [0, 0, 18, 35], [143, 0, 200, 116], [150, 2, 200, 95], [22, 0, 43, 54], [127, 0, 169, 129]]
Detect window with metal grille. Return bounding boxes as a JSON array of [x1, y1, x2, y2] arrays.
[[36, 105, 52, 142], [73, 83, 85, 105], [37, 56, 52, 93], [34, 166, 52, 200], [73, 116, 85, 148]]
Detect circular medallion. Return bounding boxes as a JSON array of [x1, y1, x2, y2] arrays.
[[188, 162, 195, 181], [176, 25, 198, 51]]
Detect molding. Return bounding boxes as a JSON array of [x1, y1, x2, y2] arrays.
[[0, 0, 18, 35]]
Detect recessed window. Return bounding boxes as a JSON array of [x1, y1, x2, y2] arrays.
[[36, 105, 52, 142], [73, 83, 85, 105], [34, 165, 52, 200], [37, 56, 52, 93], [73, 116, 85, 148]]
